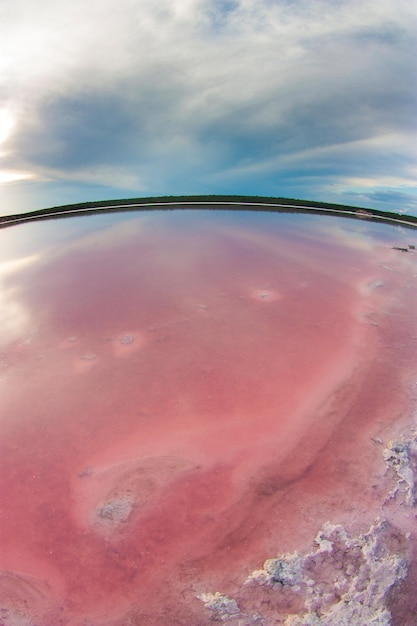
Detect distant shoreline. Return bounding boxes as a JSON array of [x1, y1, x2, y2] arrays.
[[1, 194, 417, 229]]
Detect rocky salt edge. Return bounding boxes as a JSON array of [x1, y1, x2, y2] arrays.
[[198, 427, 417, 625], [198, 520, 409, 625], [383, 430, 417, 506]]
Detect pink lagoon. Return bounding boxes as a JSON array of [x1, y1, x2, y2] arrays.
[[0, 203, 417, 625]]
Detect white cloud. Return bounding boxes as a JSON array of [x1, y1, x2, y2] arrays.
[[1, 0, 414, 104]]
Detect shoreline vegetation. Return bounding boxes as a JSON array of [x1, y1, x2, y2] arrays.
[[1, 194, 417, 229]]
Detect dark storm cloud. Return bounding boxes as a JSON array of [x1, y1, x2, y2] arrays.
[[16, 94, 140, 169]]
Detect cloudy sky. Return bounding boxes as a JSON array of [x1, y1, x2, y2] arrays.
[[0, 0, 416, 216]]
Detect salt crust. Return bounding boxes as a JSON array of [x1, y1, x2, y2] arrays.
[[198, 519, 409, 625], [383, 430, 417, 506], [198, 426, 417, 624], [197, 592, 240, 618], [95, 495, 135, 526]]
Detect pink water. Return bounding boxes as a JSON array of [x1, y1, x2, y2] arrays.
[[0, 210, 416, 624]]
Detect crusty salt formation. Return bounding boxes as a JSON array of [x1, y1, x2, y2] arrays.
[[197, 592, 241, 619], [94, 495, 135, 529], [199, 520, 409, 625], [383, 431, 417, 506]]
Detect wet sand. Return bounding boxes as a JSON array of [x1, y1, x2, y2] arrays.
[[0, 210, 416, 624]]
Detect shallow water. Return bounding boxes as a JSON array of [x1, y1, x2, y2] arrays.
[[1, 208, 417, 624]]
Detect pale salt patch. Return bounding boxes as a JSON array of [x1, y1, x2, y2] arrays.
[[359, 278, 385, 295], [0, 570, 59, 626], [119, 334, 135, 345], [73, 352, 99, 374], [80, 353, 97, 361], [0, 608, 32, 626], [367, 279, 384, 290], [112, 331, 144, 358], [93, 495, 135, 535], [58, 336, 78, 349], [78, 466, 93, 478], [250, 288, 281, 303]]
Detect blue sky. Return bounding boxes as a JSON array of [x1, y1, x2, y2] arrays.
[[0, 0, 416, 216]]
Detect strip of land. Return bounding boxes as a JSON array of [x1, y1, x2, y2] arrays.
[[1, 194, 417, 229]]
